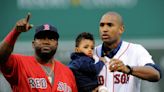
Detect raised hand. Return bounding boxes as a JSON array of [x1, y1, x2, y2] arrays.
[[16, 13, 33, 32]]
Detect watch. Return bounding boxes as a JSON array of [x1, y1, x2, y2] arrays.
[[126, 65, 133, 75]]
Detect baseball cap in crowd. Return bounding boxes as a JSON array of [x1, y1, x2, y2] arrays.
[[34, 24, 59, 40]]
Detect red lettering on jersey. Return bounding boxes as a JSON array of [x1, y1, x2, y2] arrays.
[[98, 75, 104, 85], [114, 73, 130, 84], [98, 73, 130, 85], [114, 74, 120, 84], [121, 74, 127, 84]]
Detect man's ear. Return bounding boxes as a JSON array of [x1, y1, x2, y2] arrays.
[[119, 25, 124, 35]]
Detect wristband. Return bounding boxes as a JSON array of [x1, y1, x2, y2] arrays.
[[4, 28, 20, 46], [126, 65, 133, 75]]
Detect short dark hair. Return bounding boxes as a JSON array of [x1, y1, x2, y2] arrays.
[[75, 32, 94, 47]]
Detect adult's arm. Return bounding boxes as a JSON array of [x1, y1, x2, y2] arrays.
[[0, 13, 33, 63], [109, 59, 161, 82], [130, 65, 161, 82]]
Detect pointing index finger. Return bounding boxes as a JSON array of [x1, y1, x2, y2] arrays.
[[26, 12, 31, 23]]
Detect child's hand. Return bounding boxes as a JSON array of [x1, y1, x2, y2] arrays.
[[99, 57, 107, 63], [92, 86, 99, 92]]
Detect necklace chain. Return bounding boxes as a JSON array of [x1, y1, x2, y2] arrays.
[[40, 61, 55, 83], [42, 62, 55, 76]]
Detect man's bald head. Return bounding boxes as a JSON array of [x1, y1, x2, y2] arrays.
[[101, 11, 123, 26]]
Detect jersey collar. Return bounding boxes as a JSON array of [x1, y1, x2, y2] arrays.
[[101, 40, 122, 58]]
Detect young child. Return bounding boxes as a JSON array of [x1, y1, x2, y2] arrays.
[[68, 32, 106, 92]]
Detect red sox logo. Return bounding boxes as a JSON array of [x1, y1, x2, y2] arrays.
[[28, 78, 72, 91], [28, 78, 47, 89], [57, 81, 72, 92], [43, 24, 50, 30], [98, 73, 130, 85]]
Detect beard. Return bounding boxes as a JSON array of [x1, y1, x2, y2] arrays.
[[35, 47, 57, 63]]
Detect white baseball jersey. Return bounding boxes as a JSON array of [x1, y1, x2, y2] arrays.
[[94, 41, 154, 92]]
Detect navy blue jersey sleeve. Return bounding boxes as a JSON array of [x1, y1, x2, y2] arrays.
[[145, 63, 162, 79], [68, 60, 81, 70], [79, 57, 104, 76]]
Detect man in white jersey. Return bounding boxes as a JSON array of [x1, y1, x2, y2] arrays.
[[94, 11, 162, 92]]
